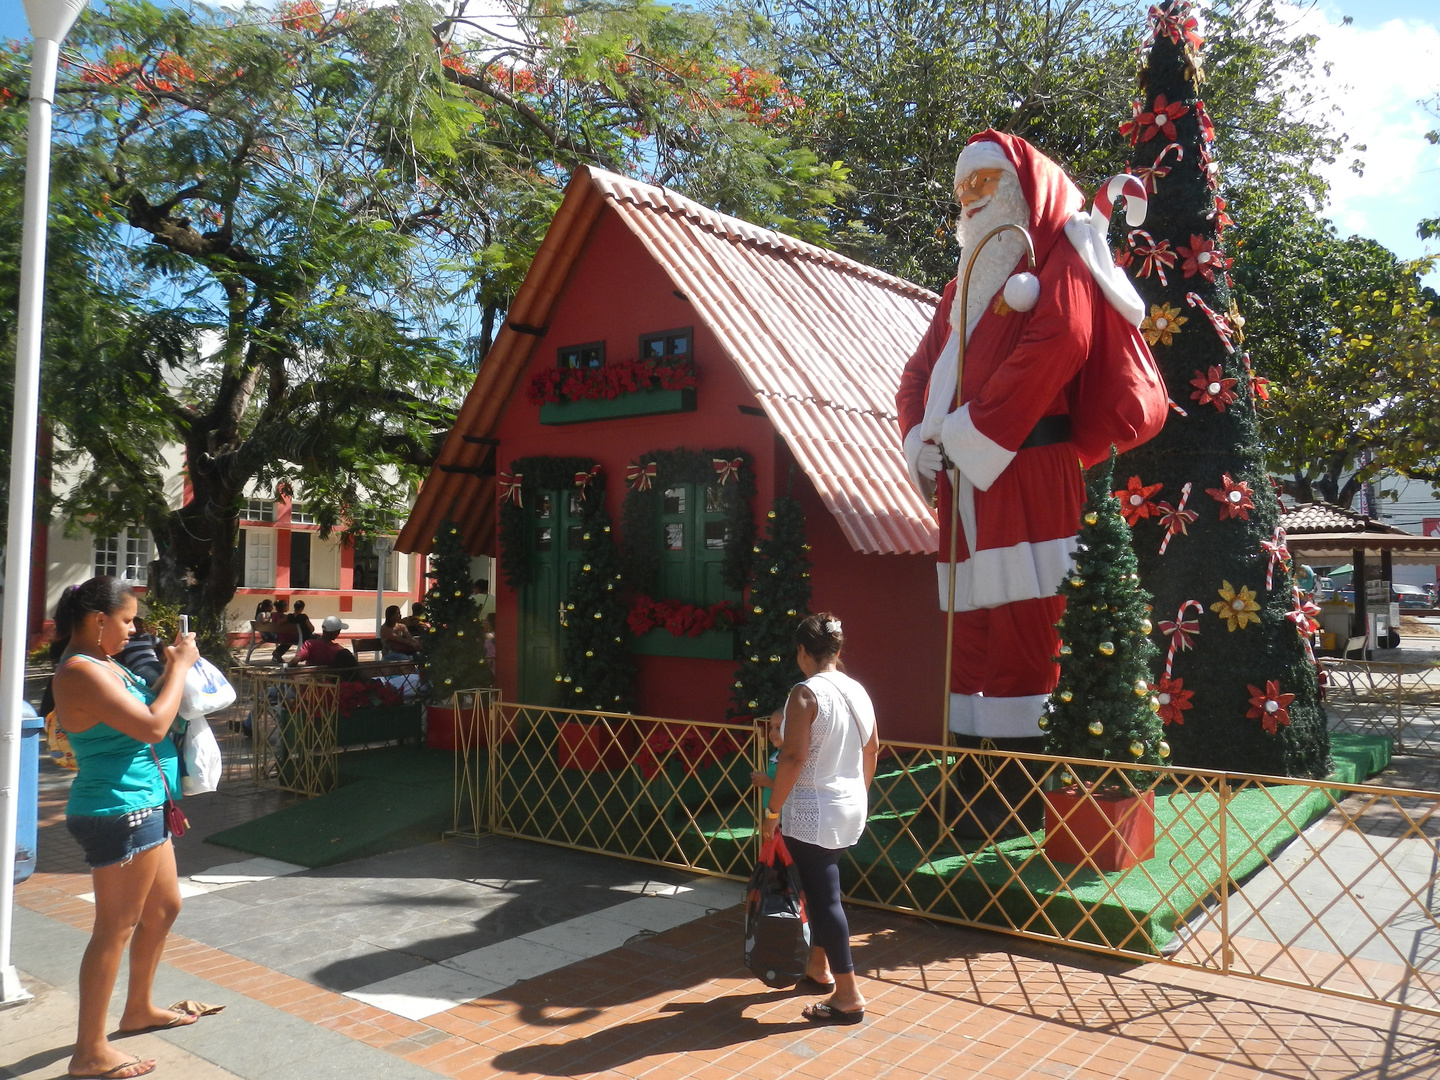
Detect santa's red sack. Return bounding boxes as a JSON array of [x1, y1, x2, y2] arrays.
[[1066, 311, 1168, 468], [743, 832, 810, 988]]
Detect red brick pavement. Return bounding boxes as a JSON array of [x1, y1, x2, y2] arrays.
[[17, 865, 1440, 1079]]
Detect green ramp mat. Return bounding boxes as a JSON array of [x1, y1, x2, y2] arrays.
[[207, 748, 462, 867]]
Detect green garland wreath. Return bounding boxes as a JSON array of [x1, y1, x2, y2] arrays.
[[498, 455, 602, 590], [618, 446, 756, 596]]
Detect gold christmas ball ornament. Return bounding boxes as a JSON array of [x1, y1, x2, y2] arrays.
[[1149, 698, 1162, 713], [748, 700, 758, 709], [753, 606, 763, 614], [1070, 576, 1084, 588], [456, 630, 465, 638], [603, 525, 611, 533], [454, 590, 463, 597], [1134, 679, 1149, 696], [582, 532, 591, 541], [770, 567, 778, 574], [1059, 689, 1073, 702], [1088, 720, 1104, 736], [1084, 512, 1098, 525], [1059, 643, 1072, 656], [566, 603, 575, 610], [803, 543, 812, 551], [769, 655, 781, 662], [751, 655, 760, 662], [605, 583, 614, 591], [554, 675, 562, 682], [1061, 770, 1075, 786], [449, 527, 457, 535], [613, 636, 622, 643], [1159, 740, 1172, 759], [1098, 641, 1115, 656], [767, 510, 776, 519], [734, 680, 743, 688], [563, 675, 572, 683], [444, 678, 452, 685], [1037, 716, 1050, 730], [582, 563, 591, 572], [585, 650, 593, 658], [1129, 740, 1146, 758], [593, 611, 602, 619], [1141, 618, 1153, 634]]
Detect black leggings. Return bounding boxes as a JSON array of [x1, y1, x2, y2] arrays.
[[786, 835, 854, 976]]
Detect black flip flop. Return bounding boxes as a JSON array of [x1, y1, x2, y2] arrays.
[[803, 1001, 865, 1025], [796, 976, 836, 994]]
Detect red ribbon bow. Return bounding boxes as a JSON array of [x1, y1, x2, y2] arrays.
[[498, 471, 523, 507], [1127, 230, 1177, 286], [713, 457, 743, 485], [574, 464, 601, 498], [627, 462, 656, 491], [1131, 143, 1183, 194]]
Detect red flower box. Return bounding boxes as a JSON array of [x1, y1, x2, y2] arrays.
[[557, 720, 629, 772], [1043, 786, 1156, 872]]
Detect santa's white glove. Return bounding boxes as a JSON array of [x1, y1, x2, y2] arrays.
[[903, 427, 942, 500]]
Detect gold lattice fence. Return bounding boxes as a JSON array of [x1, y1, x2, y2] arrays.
[[1321, 659, 1440, 756], [249, 670, 340, 796], [484, 704, 1440, 1016]]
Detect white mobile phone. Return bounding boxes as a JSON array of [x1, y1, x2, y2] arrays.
[[179, 615, 189, 636]]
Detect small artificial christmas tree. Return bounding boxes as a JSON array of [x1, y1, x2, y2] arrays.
[[423, 519, 492, 701], [1116, 0, 1327, 777], [1044, 455, 1167, 775], [731, 496, 811, 719], [561, 484, 635, 713]]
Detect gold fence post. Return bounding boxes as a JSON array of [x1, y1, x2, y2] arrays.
[[1219, 773, 1232, 973], [487, 696, 500, 833]]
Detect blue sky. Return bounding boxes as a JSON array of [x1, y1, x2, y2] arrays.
[[2, 0, 1435, 282]]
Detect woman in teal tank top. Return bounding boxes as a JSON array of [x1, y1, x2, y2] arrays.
[[51, 577, 199, 1080]]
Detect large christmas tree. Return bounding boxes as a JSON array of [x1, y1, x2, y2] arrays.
[[1044, 455, 1167, 775], [1116, 0, 1327, 777]]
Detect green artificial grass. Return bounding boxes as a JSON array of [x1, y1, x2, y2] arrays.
[[207, 748, 461, 867]]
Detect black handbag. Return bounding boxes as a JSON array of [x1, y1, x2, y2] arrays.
[[744, 832, 810, 987]]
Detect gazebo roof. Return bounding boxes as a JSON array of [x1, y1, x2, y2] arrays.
[[1282, 501, 1440, 565]]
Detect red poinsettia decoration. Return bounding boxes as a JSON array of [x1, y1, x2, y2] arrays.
[[628, 595, 743, 638], [1177, 235, 1230, 282], [1210, 196, 1234, 234], [1189, 366, 1238, 411], [1154, 676, 1195, 726], [1247, 681, 1296, 734], [1114, 246, 1134, 270], [1206, 473, 1255, 521], [1125, 94, 1189, 144], [1114, 475, 1163, 525]]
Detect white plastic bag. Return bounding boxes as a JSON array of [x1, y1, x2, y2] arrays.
[[181, 657, 237, 719], [180, 715, 223, 795]]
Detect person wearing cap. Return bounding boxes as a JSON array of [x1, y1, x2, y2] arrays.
[[895, 131, 1159, 834], [291, 615, 349, 667]]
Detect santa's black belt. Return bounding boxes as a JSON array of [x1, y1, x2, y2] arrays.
[[1017, 414, 1072, 450]]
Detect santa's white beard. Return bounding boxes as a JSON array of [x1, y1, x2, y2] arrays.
[[949, 173, 1031, 338]]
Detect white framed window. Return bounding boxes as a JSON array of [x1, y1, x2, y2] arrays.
[[291, 504, 317, 525], [94, 527, 151, 585], [240, 499, 275, 522]]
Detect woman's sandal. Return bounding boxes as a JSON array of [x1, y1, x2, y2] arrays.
[[802, 1001, 865, 1025], [69, 1059, 157, 1079], [796, 975, 836, 994], [116, 1009, 198, 1037]]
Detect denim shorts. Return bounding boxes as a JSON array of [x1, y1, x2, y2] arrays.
[[66, 806, 168, 869]]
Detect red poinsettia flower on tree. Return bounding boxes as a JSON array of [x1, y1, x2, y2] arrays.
[[1140, 94, 1188, 142], [1154, 676, 1194, 726], [1113, 475, 1164, 525], [1206, 473, 1255, 521], [1246, 680, 1296, 734], [1177, 235, 1230, 282], [1189, 366, 1238, 411]]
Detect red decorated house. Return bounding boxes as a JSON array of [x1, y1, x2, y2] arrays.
[[397, 167, 947, 742]]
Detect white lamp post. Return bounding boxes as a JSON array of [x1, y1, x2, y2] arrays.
[[0, 0, 89, 1008], [373, 536, 394, 645]]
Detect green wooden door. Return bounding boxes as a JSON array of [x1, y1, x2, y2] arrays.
[[658, 482, 738, 606], [518, 490, 586, 705]]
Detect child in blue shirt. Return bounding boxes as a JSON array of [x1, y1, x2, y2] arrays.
[[750, 709, 785, 812]]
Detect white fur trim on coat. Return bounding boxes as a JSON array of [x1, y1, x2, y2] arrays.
[[903, 426, 936, 502], [940, 403, 1015, 493], [936, 534, 1079, 612], [1064, 211, 1145, 327], [948, 693, 1049, 738]]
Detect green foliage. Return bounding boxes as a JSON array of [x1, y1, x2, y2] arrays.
[[731, 497, 810, 719], [559, 485, 636, 713], [423, 518, 491, 701], [618, 447, 756, 595], [1116, 2, 1327, 779], [1045, 456, 1164, 775]]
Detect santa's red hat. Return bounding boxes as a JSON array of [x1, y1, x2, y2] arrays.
[[956, 130, 1083, 266]]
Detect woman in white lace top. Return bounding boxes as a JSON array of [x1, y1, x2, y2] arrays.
[[761, 612, 879, 1024]]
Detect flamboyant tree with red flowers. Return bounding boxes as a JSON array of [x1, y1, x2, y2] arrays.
[[1115, 1, 1327, 778]]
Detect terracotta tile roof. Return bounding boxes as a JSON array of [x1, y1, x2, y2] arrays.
[[1281, 501, 1412, 535], [398, 166, 941, 556]]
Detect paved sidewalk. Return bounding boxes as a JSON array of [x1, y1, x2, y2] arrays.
[[8, 764, 1440, 1078]]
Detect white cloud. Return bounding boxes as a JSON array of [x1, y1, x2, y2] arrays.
[[1280, 3, 1440, 276]]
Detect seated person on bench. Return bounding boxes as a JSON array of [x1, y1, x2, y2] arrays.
[[379, 606, 422, 662], [290, 615, 348, 667]]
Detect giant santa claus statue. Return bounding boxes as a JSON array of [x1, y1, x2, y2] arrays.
[[896, 130, 1164, 834]]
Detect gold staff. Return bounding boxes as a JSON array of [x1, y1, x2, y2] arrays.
[[939, 224, 1036, 823]]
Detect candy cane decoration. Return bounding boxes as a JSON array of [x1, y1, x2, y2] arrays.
[[1128, 230, 1176, 285], [1167, 397, 1189, 418], [1260, 526, 1290, 590], [1286, 585, 1321, 663], [1157, 482, 1196, 554], [1158, 600, 1204, 679], [1132, 143, 1183, 194], [1092, 174, 1148, 235], [1186, 292, 1236, 354]]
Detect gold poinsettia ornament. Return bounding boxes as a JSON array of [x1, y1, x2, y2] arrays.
[[1140, 302, 1188, 346], [1212, 580, 1261, 632]]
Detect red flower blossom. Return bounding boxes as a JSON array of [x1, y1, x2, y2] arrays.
[[1114, 475, 1164, 525], [1126, 94, 1189, 144], [1206, 473, 1255, 521], [1177, 234, 1230, 282], [1246, 680, 1295, 734], [1154, 676, 1194, 726], [628, 595, 743, 639], [1189, 366, 1239, 411]]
